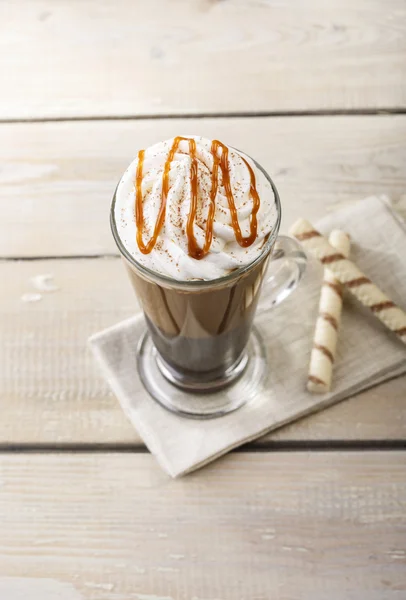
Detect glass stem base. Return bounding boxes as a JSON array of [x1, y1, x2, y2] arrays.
[[155, 350, 249, 393], [137, 327, 268, 419]]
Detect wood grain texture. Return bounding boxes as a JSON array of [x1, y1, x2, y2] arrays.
[[1, 115, 406, 257], [0, 452, 405, 599], [1, 258, 405, 446], [1, 0, 406, 119]]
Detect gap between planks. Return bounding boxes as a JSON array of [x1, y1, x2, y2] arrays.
[[0, 440, 405, 454], [1, 108, 406, 124], [0, 254, 120, 261]]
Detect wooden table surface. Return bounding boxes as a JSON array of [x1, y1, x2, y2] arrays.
[[1, 1, 405, 598]]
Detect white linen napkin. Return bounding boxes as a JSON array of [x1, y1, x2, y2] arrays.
[[90, 196, 406, 477]]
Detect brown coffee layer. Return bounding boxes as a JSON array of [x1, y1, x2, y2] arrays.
[[124, 252, 270, 374]]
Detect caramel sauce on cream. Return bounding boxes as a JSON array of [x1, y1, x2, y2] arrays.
[[135, 136, 260, 260]]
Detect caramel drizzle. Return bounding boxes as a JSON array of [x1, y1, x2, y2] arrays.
[[134, 136, 260, 260]]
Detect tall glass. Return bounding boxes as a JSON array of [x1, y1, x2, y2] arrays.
[[111, 159, 306, 417]]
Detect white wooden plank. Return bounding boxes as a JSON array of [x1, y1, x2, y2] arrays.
[[0, 452, 405, 598], [1, 258, 405, 445], [1, 115, 406, 257], [1, 0, 405, 119]]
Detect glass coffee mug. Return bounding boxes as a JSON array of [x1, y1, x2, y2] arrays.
[[111, 160, 306, 418]]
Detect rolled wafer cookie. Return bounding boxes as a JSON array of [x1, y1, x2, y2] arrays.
[[308, 230, 350, 393], [290, 219, 406, 345]]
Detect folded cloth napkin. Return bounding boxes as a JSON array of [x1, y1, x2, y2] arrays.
[[90, 196, 406, 477]]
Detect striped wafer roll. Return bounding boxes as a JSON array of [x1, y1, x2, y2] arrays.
[[308, 230, 350, 393], [290, 219, 406, 345]]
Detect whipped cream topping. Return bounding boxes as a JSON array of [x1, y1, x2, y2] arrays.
[[114, 136, 278, 281]]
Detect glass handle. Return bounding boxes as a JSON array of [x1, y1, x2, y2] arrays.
[[257, 235, 307, 314]]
